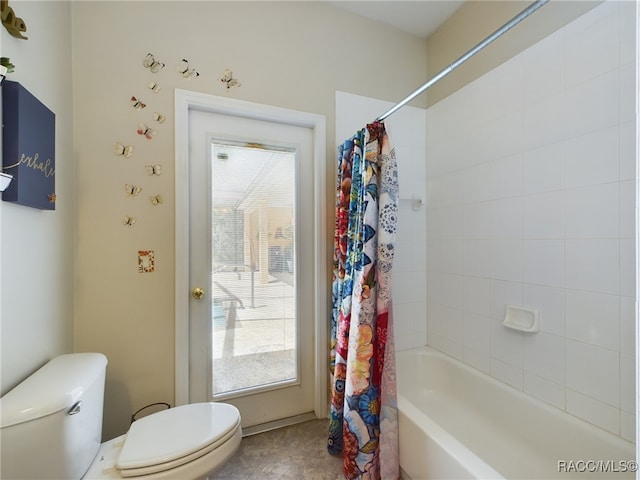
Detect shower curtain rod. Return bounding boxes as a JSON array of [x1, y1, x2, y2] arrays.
[[376, 0, 549, 122]]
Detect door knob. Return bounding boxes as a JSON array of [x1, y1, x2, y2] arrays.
[[192, 287, 205, 300]]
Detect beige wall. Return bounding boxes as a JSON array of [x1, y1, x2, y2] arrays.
[[1, 2, 74, 394], [70, 1, 427, 439], [426, 1, 603, 105]]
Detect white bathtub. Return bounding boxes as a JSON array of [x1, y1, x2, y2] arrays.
[[397, 347, 636, 479]]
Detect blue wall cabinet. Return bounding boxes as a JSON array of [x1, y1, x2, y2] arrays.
[[2, 81, 56, 210]]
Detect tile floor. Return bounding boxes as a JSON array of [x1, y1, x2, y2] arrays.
[[213, 419, 345, 479]]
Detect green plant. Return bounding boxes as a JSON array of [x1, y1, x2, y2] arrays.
[[1, 57, 15, 73]]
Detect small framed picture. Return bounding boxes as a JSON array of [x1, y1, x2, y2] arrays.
[[138, 250, 155, 273]]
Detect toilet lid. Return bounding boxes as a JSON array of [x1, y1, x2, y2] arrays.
[[117, 402, 240, 473]]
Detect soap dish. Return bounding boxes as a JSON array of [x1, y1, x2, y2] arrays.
[[503, 305, 539, 333]]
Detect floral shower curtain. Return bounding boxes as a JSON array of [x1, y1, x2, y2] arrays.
[[328, 121, 399, 480]]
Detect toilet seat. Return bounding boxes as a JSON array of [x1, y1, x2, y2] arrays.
[[116, 403, 240, 478]]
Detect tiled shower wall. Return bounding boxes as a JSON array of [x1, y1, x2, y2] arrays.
[[425, 0, 636, 442]]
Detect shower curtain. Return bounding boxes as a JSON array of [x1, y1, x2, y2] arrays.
[[328, 121, 399, 480]]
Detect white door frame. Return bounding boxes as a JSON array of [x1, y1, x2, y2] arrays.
[[174, 89, 328, 419]]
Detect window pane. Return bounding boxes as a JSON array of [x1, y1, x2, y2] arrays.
[[210, 140, 297, 398]]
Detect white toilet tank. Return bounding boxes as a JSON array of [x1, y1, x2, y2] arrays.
[[0, 353, 108, 479]]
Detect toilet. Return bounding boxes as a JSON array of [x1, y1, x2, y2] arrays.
[[0, 353, 242, 479]]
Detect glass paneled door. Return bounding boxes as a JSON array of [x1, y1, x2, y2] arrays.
[[188, 109, 315, 429]]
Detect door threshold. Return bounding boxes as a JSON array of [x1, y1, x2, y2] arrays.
[[241, 412, 319, 437]]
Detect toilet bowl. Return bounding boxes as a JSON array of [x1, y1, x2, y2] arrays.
[[0, 353, 242, 480], [83, 403, 242, 479]]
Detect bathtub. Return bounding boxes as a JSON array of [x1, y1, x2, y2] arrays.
[[397, 347, 636, 479]]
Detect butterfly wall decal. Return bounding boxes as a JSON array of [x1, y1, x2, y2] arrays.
[[123, 215, 137, 227], [220, 69, 241, 89], [125, 184, 142, 197], [137, 122, 156, 140], [143, 53, 165, 73], [148, 81, 161, 93], [153, 112, 166, 124], [150, 194, 163, 206], [177, 58, 199, 79], [115, 142, 134, 158], [145, 164, 162, 176], [130, 96, 146, 110]]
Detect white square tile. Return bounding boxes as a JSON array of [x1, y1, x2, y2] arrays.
[[392, 301, 413, 340], [565, 69, 619, 139], [440, 305, 464, 342], [461, 123, 494, 170], [620, 353, 635, 413], [411, 330, 428, 348], [523, 284, 564, 336], [462, 163, 492, 204], [491, 358, 523, 390], [463, 312, 491, 355], [412, 239, 427, 270], [463, 347, 491, 375], [565, 290, 619, 350], [523, 332, 565, 384], [464, 203, 492, 239], [438, 172, 464, 207], [490, 110, 524, 161], [426, 239, 441, 272], [619, 121, 637, 181], [491, 280, 523, 320], [410, 271, 427, 303], [523, 191, 564, 239], [565, 239, 619, 295], [620, 239, 636, 298], [566, 388, 619, 435], [620, 296, 636, 357], [464, 277, 492, 317], [619, 0, 637, 65], [524, 372, 565, 410], [440, 239, 464, 275], [485, 56, 523, 119], [427, 303, 445, 338], [522, 28, 564, 104], [491, 197, 523, 239], [564, 0, 619, 88], [392, 239, 413, 274], [413, 300, 427, 324], [523, 239, 564, 288], [565, 183, 619, 239], [437, 335, 464, 361], [463, 239, 491, 278], [620, 410, 635, 443], [522, 141, 564, 195], [491, 319, 524, 366], [395, 334, 414, 352], [426, 207, 441, 241], [441, 273, 464, 309], [564, 126, 619, 189], [619, 63, 636, 125], [491, 239, 523, 282], [491, 154, 523, 199], [427, 272, 443, 306], [566, 339, 619, 407], [522, 93, 565, 150], [393, 271, 414, 304], [440, 206, 464, 239], [619, 180, 636, 239]]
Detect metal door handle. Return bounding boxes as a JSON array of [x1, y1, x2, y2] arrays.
[[192, 287, 205, 300]]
